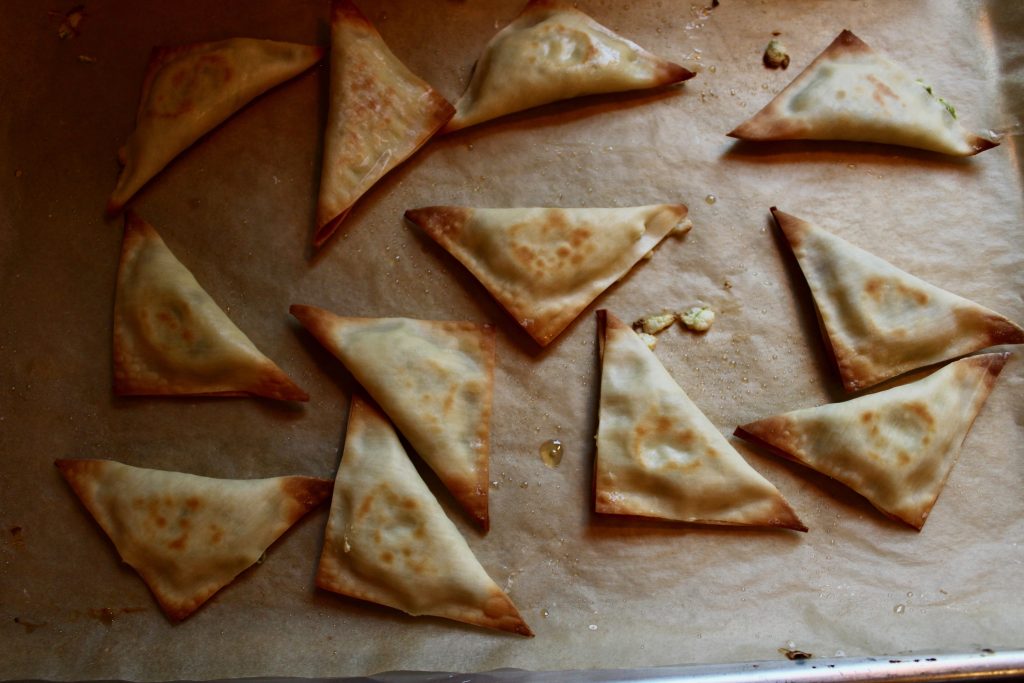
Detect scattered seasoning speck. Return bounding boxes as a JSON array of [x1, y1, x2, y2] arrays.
[[763, 39, 790, 69], [56, 5, 85, 39]]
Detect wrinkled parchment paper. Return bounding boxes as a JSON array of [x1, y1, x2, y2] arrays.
[[2, 0, 1022, 680]]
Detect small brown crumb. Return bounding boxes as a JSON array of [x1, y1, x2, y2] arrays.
[[88, 608, 117, 626], [56, 5, 85, 39], [763, 39, 790, 69], [779, 648, 813, 660], [7, 525, 25, 549], [723, 280, 732, 289], [633, 312, 677, 335], [14, 617, 46, 634]]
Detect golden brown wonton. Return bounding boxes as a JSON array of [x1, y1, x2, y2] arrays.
[[108, 38, 323, 214], [736, 353, 1009, 529], [729, 30, 996, 155], [114, 212, 308, 401], [57, 458, 331, 620], [314, 0, 454, 248], [317, 395, 532, 635], [291, 305, 494, 529], [595, 311, 806, 530], [405, 204, 691, 346], [772, 208, 1023, 392]]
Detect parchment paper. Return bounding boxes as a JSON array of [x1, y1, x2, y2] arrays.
[[2, 0, 1022, 680]]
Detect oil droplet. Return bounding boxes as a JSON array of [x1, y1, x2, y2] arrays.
[[708, 65, 717, 73], [705, 194, 717, 205], [894, 604, 906, 614], [519, 481, 529, 489], [540, 439, 564, 468], [907, 591, 914, 598], [541, 609, 550, 618], [588, 624, 598, 631]]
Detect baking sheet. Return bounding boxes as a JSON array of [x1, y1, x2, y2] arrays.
[[1, 0, 1022, 680]]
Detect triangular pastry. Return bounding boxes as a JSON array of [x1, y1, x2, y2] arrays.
[[56, 458, 332, 620], [595, 311, 806, 530], [291, 305, 494, 529], [735, 353, 1009, 529], [317, 395, 532, 636], [772, 208, 1024, 392], [406, 204, 691, 346], [314, 0, 454, 248], [114, 212, 308, 401], [107, 38, 324, 214], [443, 0, 695, 133], [728, 30, 997, 156]]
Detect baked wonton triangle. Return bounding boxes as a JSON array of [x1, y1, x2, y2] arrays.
[[772, 208, 1024, 392], [595, 311, 806, 530], [728, 30, 997, 156], [736, 353, 1009, 530], [406, 204, 691, 346], [444, 0, 694, 133], [290, 305, 494, 529], [114, 212, 308, 400], [107, 38, 323, 214], [56, 459, 331, 620], [314, 0, 454, 248], [317, 396, 532, 636]]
